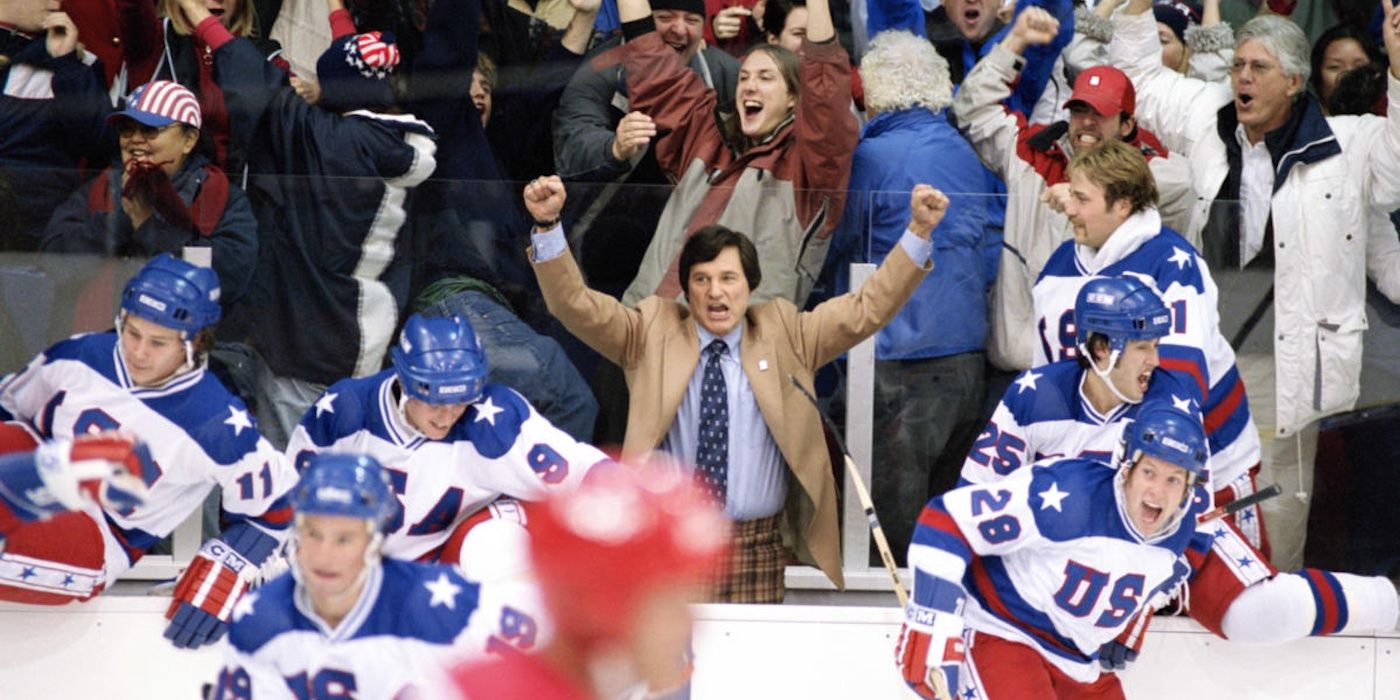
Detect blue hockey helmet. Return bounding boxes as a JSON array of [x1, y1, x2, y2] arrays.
[[291, 453, 399, 531], [1120, 400, 1208, 480], [120, 254, 222, 336], [1074, 276, 1171, 354], [390, 313, 487, 405]]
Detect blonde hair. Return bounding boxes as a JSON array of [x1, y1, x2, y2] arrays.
[[1066, 140, 1159, 215], [162, 0, 258, 38]]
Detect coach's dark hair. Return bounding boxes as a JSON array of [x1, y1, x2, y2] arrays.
[[678, 225, 762, 292]]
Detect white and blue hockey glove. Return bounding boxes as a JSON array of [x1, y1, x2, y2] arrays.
[[0, 435, 153, 520], [896, 572, 967, 699], [164, 523, 278, 648]]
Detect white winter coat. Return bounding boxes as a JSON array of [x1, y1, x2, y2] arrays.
[[1109, 11, 1400, 435]]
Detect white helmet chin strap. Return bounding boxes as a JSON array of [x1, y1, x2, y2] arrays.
[[1081, 343, 1141, 406], [394, 379, 425, 437]]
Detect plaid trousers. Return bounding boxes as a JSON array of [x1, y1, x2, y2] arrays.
[[708, 514, 786, 604]]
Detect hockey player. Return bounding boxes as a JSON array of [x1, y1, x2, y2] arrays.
[[285, 312, 613, 566], [951, 6, 1202, 372], [967, 275, 1251, 539], [209, 453, 543, 699], [901, 401, 1213, 698], [1031, 139, 1263, 537], [447, 465, 730, 699], [0, 254, 297, 649], [966, 276, 1400, 672]]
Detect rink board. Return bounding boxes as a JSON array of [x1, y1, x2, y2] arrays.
[[1, 598, 1396, 699]]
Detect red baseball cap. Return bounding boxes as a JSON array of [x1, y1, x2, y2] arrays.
[[1064, 66, 1136, 117]]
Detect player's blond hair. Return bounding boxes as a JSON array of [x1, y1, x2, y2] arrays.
[[1066, 140, 1159, 215]]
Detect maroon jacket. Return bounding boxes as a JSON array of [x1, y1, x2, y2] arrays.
[[616, 32, 858, 307]]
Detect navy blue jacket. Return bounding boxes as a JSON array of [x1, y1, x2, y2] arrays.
[[206, 26, 437, 384], [40, 154, 258, 307], [0, 30, 114, 249]]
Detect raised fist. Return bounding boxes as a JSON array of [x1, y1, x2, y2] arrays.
[[1003, 6, 1059, 54], [909, 184, 950, 239], [523, 175, 567, 227]]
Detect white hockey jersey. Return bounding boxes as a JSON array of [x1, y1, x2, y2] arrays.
[[210, 558, 545, 699], [910, 459, 1212, 684], [1031, 211, 1259, 487], [285, 371, 610, 561], [0, 333, 295, 569], [961, 361, 1203, 486]]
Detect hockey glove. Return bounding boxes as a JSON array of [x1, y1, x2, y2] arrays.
[[66, 434, 154, 512], [0, 435, 153, 520], [1098, 606, 1153, 671], [896, 574, 967, 699], [165, 522, 279, 648]]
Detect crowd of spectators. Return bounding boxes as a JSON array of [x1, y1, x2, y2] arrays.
[[3, 0, 1400, 594]]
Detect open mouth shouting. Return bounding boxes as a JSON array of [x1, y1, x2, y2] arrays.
[[958, 6, 982, 34], [1235, 90, 1255, 115], [1137, 497, 1164, 529], [705, 300, 731, 327], [740, 99, 766, 133]]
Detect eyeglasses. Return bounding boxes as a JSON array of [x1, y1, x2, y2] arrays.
[[1229, 59, 1279, 77], [116, 121, 181, 139]]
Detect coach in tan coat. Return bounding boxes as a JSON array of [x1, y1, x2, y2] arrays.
[[524, 176, 948, 601]]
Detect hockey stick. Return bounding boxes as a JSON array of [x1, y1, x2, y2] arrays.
[[789, 375, 909, 608], [1197, 483, 1283, 524]]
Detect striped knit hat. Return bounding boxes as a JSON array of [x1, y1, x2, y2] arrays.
[[316, 31, 401, 112], [108, 81, 202, 130]]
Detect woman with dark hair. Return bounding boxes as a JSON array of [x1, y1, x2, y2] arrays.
[[1310, 22, 1386, 115], [608, 0, 858, 308]]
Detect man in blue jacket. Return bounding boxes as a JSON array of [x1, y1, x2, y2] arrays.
[[831, 29, 1000, 566]]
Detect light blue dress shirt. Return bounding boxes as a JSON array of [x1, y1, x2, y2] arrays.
[[664, 325, 787, 520], [533, 223, 935, 521]]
